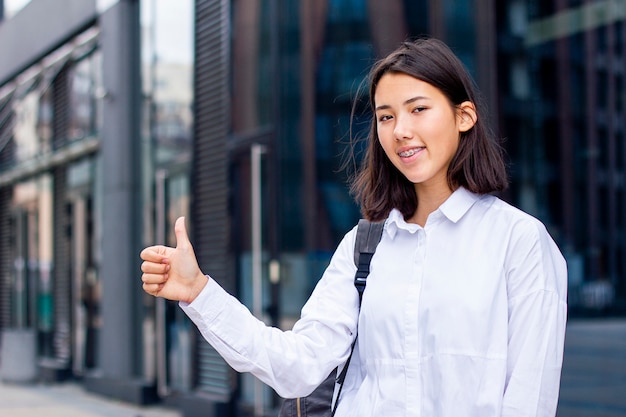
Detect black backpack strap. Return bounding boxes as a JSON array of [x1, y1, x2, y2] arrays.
[[332, 219, 385, 415], [353, 219, 385, 302]]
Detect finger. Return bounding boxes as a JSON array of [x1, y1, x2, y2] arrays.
[[174, 216, 192, 251], [142, 272, 168, 285], [141, 260, 170, 274], [143, 282, 165, 296], [140, 246, 169, 262]]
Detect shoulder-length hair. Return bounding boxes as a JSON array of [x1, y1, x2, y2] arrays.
[[350, 38, 508, 221]]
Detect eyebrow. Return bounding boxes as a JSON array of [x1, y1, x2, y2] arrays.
[[375, 96, 429, 111]]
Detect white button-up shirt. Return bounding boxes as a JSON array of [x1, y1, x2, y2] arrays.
[[181, 187, 568, 416]]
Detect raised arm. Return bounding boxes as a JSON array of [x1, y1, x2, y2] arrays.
[[140, 217, 360, 398]]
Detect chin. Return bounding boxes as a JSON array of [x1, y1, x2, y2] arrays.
[[402, 174, 427, 184]]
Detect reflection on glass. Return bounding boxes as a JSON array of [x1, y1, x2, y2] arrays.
[[166, 174, 189, 246], [69, 54, 102, 141], [153, 63, 192, 166], [12, 174, 54, 356], [67, 158, 99, 372], [13, 91, 39, 162], [142, 0, 193, 169], [38, 87, 53, 154]]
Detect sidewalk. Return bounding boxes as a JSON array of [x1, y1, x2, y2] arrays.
[[557, 319, 626, 417], [0, 380, 182, 417]]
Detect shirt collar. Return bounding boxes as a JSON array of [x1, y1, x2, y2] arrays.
[[438, 187, 481, 223], [385, 187, 481, 238]]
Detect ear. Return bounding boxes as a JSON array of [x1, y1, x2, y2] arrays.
[[457, 101, 477, 133]]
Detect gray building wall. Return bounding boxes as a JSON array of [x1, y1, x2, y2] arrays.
[[0, 0, 97, 85]]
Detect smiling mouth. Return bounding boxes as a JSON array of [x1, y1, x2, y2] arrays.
[[398, 148, 423, 157]]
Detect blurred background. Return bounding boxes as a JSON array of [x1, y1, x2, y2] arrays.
[[0, 0, 624, 416]]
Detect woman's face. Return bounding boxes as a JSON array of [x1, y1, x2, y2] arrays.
[[374, 72, 475, 193]]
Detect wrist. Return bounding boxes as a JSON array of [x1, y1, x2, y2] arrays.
[[186, 273, 209, 304]]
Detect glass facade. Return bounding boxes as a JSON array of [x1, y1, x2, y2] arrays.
[[498, 1, 626, 313]]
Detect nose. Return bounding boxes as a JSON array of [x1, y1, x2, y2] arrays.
[[393, 113, 413, 140]]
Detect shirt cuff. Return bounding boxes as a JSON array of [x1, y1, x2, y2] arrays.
[[179, 276, 230, 330]]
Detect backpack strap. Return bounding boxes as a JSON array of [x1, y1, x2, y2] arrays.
[[353, 219, 385, 302], [332, 219, 385, 415]]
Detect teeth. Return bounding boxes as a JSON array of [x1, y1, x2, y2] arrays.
[[399, 148, 420, 157]]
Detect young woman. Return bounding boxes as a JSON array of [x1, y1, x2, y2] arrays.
[[141, 38, 567, 416]]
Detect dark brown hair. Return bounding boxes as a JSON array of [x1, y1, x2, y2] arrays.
[[350, 38, 508, 221]]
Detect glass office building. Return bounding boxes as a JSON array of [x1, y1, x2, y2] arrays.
[[0, 0, 624, 416], [497, 0, 626, 313]]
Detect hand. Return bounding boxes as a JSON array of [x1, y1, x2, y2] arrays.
[[140, 216, 208, 303]]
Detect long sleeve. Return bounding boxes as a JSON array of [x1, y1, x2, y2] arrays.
[[179, 227, 360, 398], [501, 219, 568, 417]]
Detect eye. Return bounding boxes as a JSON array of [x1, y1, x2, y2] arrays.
[[378, 114, 393, 122], [412, 106, 427, 113]]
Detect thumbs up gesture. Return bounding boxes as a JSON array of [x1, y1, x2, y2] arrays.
[[140, 217, 208, 303]]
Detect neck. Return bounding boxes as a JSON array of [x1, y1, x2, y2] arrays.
[[407, 183, 455, 226]]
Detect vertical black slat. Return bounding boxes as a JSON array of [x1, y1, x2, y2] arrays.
[[192, 0, 233, 398], [52, 166, 71, 365], [0, 93, 14, 330], [0, 94, 15, 172], [0, 185, 12, 330], [52, 66, 70, 150], [51, 63, 72, 365]]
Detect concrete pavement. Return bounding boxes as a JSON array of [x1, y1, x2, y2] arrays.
[[557, 319, 626, 417], [0, 381, 182, 417]]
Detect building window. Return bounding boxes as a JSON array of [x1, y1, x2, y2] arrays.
[[68, 52, 103, 142]]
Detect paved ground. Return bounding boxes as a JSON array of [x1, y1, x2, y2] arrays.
[[0, 319, 624, 416], [0, 381, 181, 417], [557, 319, 626, 417]]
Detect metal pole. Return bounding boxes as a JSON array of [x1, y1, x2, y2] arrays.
[[155, 169, 169, 397], [15, 211, 25, 328], [251, 143, 265, 416]]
